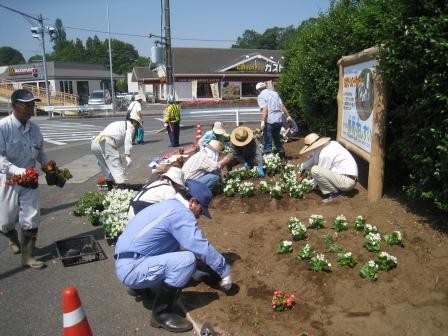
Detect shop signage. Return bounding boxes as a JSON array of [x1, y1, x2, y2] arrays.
[[8, 66, 39, 77]]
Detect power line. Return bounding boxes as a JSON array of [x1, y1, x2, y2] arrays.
[[64, 25, 236, 43]]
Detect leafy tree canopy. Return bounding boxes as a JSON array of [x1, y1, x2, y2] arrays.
[[0, 47, 25, 65]]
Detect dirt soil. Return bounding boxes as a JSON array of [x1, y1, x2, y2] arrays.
[[182, 140, 448, 336]]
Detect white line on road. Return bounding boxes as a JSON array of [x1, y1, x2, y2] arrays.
[[44, 138, 67, 145]]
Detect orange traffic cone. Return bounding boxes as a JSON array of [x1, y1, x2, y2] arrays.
[[63, 287, 93, 336], [194, 122, 203, 146]]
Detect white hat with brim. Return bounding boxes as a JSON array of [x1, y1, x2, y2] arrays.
[[212, 122, 226, 135], [299, 133, 331, 155], [134, 94, 142, 101], [230, 126, 254, 147], [161, 167, 185, 187], [129, 117, 143, 128]]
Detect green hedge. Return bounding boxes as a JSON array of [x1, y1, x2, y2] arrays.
[[279, 0, 448, 211]]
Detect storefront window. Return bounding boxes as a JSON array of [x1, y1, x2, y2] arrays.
[[197, 82, 213, 98], [242, 82, 257, 97]]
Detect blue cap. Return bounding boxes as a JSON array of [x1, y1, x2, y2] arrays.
[[11, 89, 41, 104], [186, 180, 212, 219]]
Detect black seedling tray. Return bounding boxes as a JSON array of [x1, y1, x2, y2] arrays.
[[55, 235, 107, 267]]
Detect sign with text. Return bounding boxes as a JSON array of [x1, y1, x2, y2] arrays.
[[341, 59, 377, 153]]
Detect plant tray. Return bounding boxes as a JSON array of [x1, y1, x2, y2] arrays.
[[55, 235, 107, 267]]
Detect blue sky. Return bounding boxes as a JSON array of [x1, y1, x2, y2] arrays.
[[0, 0, 329, 61]]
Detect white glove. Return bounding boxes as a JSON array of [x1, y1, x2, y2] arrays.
[[164, 123, 168, 127], [260, 120, 266, 130], [220, 274, 232, 291], [299, 157, 314, 172], [9, 167, 26, 176], [286, 116, 293, 124], [125, 156, 132, 167]]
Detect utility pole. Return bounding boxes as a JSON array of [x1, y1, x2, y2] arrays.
[[37, 14, 51, 111], [163, 0, 174, 97], [106, 0, 116, 114]]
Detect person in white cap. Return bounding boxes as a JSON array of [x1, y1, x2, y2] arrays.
[[299, 133, 358, 203], [182, 140, 232, 192], [163, 95, 181, 147], [91, 117, 142, 189], [127, 94, 143, 145], [128, 167, 186, 220], [199, 121, 229, 150], [0, 89, 52, 269], [256, 82, 293, 157]]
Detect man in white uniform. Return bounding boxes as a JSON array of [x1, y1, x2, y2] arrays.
[[91, 117, 142, 189], [0, 89, 51, 269], [127, 94, 143, 145], [299, 133, 358, 203]]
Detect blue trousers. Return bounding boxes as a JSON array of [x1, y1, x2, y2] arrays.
[[167, 122, 180, 147], [192, 173, 220, 192], [263, 122, 283, 154], [115, 250, 196, 289]]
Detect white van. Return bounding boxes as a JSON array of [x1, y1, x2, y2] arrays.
[[88, 90, 112, 105]]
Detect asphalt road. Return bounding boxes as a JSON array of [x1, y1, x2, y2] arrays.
[[0, 108, 258, 336]]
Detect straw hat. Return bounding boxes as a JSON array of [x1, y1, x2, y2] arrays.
[[129, 116, 143, 128], [206, 140, 223, 152], [230, 126, 254, 147], [212, 121, 226, 135], [299, 133, 331, 155], [161, 167, 185, 187], [134, 94, 143, 101]]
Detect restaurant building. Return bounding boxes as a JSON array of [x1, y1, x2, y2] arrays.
[[132, 48, 284, 102]]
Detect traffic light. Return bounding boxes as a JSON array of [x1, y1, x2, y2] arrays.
[[30, 26, 42, 39]]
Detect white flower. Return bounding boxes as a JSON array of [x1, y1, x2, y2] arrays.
[[368, 260, 378, 268], [282, 240, 293, 247]]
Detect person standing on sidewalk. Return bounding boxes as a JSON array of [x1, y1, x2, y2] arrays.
[[256, 82, 293, 157], [163, 95, 181, 147], [91, 117, 142, 189], [127, 94, 143, 145], [0, 89, 51, 269]]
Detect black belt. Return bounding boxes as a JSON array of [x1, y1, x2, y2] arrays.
[[114, 252, 142, 260], [343, 174, 357, 181]]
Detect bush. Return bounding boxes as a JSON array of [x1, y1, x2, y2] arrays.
[[73, 192, 105, 217]]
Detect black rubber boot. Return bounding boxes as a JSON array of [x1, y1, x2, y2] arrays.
[[1, 229, 21, 254], [150, 282, 192, 332], [106, 180, 115, 191], [21, 229, 45, 269]]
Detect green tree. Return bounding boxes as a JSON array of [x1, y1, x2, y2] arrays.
[[232, 29, 261, 49], [109, 39, 140, 74], [0, 47, 25, 65], [27, 55, 43, 63], [52, 18, 67, 42]]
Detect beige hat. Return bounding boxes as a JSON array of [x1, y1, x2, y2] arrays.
[[212, 121, 226, 135], [206, 139, 223, 152], [162, 167, 185, 187], [134, 94, 143, 101], [129, 116, 143, 128], [230, 126, 254, 147], [299, 133, 331, 155]]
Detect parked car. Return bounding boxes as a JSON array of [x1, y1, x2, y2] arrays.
[[88, 90, 112, 105], [124, 92, 139, 101]]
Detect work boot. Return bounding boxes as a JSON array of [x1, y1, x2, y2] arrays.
[[150, 282, 192, 332], [21, 229, 46, 269], [1, 229, 21, 254]]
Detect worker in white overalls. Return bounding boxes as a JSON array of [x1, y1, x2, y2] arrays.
[[0, 89, 51, 269], [91, 116, 142, 189]]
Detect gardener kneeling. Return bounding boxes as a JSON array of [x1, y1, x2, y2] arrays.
[[114, 180, 233, 333]]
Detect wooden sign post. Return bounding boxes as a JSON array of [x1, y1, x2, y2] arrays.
[[336, 47, 387, 202]]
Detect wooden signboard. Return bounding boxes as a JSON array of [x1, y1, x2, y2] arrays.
[[337, 47, 387, 202]]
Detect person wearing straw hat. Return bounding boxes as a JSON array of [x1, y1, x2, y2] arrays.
[[256, 82, 293, 158], [128, 167, 186, 220], [114, 180, 233, 332], [182, 140, 232, 192], [91, 117, 142, 189], [299, 133, 358, 203], [229, 126, 265, 177], [199, 121, 229, 150]]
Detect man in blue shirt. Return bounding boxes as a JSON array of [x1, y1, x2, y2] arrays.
[[256, 82, 293, 157], [114, 180, 232, 332]]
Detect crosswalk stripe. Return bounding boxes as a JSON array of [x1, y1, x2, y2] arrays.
[[36, 121, 104, 145]]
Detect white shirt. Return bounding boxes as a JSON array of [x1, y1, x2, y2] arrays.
[[311, 141, 358, 176], [0, 114, 48, 175], [257, 88, 284, 124], [100, 120, 135, 155], [128, 101, 142, 121]]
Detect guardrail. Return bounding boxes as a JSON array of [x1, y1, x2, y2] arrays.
[[43, 104, 114, 117], [182, 107, 260, 126]]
